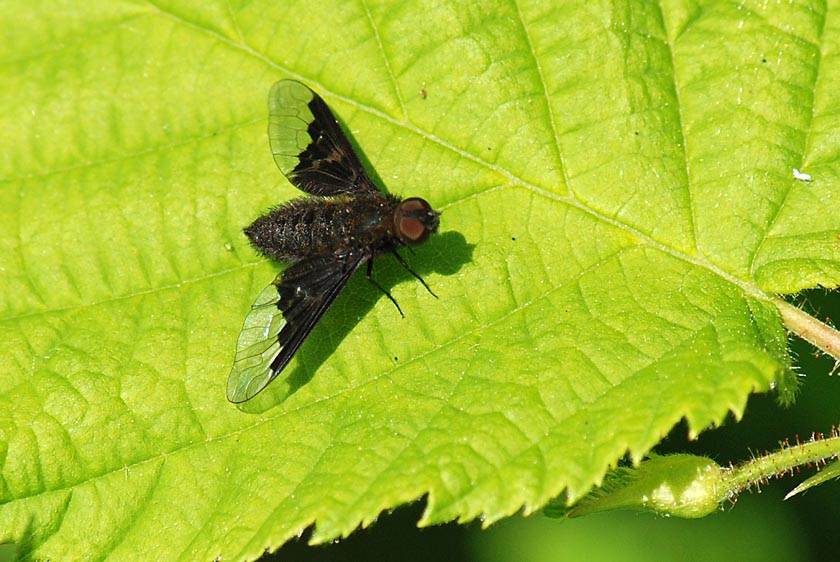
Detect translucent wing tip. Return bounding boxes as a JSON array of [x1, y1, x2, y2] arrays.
[[269, 79, 314, 111], [268, 80, 318, 178], [227, 283, 286, 403], [227, 337, 281, 403]]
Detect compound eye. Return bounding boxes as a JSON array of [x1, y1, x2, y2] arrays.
[[399, 216, 428, 243], [394, 198, 438, 245]]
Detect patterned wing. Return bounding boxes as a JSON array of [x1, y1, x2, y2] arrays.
[[227, 253, 365, 403], [268, 79, 378, 196]]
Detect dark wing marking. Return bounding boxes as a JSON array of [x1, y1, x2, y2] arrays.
[[272, 253, 365, 372], [268, 80, 378, 196], [227, 253, 365, 403]]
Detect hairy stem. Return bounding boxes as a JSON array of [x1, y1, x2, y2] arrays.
[[775, 299, 840, 362], [725, 431, 840, 495]]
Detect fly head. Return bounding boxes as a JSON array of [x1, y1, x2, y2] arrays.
[[393, 197, 440, 246]]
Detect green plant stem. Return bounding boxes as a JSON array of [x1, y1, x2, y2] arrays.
[[775, 299, 840, 362], [725, 432, 840, 495]]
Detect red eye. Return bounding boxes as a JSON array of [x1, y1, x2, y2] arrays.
[[399, 216, 427, 242], [394, 197, 439, 245]]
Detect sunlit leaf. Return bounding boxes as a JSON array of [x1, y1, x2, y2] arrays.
[[1, 1, 839, 560]]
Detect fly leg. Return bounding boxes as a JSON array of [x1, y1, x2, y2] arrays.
[[392, 251, 437, 298], [366, 259, 405, 318]]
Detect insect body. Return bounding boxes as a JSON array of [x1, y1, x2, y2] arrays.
[[227, 80, 440, 403]]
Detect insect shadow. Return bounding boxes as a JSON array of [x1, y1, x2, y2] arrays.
[[236, 229, 473, 414]]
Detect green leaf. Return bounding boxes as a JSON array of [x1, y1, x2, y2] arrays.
[[786, 460, 840, 499], [1, 1, 839, 560]]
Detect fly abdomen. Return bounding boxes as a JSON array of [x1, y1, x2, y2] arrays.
[[244, 194, 400, 262]]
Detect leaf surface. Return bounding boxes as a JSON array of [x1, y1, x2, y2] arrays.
[[1, 1, 839, 560]]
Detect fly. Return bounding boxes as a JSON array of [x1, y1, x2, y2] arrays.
[[227, 80, 440, 403]]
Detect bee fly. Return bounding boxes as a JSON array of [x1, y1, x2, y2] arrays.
[[227, 80, 440, 403]]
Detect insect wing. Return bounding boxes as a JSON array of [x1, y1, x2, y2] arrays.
[[272, 253, 364, 371], [227, 254, 364, 403], [227, 281, 286, 403], [268, 80, 377, 196]]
